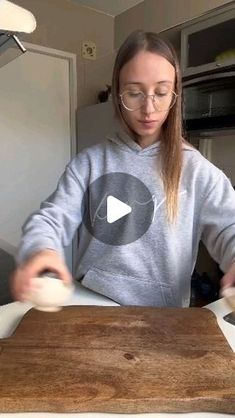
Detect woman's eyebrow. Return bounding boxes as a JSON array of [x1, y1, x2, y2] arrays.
[[123, 80, 173, 86], [157, 80, 173, 85], [123, 82, 142, 86]]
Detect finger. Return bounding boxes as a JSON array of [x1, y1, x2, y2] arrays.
[[19, 292, 31, 303], [36, 260, 73, 284], [10, 273, 23, 302], [24, 279, 42, 295], [220, 275, 234, 290], [58, 267, 73, 284], [24, 259, 60, 278]]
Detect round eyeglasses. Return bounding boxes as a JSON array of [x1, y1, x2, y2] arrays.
[[119, 90, 178, 112]]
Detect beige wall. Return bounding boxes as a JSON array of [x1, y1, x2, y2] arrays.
[[144, 0, 233, 32], [15, 0, 115, 108], [114, 2, 145, 50], [14, 0, 234, 107]]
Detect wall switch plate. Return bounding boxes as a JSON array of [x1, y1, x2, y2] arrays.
[[82, 41, 96, 60]]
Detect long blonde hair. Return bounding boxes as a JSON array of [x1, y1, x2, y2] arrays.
[[112, 30, 183, 223]]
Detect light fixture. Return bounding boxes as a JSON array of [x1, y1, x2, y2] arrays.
[[0, 0, 36, 68]]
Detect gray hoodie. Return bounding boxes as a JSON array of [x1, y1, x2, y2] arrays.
[[17, 127, 235, 307]]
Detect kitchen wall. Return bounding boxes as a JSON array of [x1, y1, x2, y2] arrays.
[[15, 0, 116, 108], [114, 2, 145, 50], [143, 0, 233, 33], [12, 0, 234, 107]]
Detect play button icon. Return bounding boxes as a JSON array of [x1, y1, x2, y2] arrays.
[[107, 195, 132, 224], [81, 172, 154, 246]]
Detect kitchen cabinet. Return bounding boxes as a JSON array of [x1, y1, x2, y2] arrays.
[[181, 6, 235, 77]]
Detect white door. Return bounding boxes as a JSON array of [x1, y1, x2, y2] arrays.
[[0, 44, 77, 272]]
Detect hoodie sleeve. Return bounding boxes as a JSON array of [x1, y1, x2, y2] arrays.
[[16, 163, 85, 265], [200, 172, 235, 273]]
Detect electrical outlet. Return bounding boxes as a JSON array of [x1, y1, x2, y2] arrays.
[[82, 41, 96, 60]]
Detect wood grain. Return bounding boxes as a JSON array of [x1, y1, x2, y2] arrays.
[[0, 306, 234, 413]]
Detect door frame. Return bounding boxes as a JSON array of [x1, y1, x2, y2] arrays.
[[23, 42, 78, 275]]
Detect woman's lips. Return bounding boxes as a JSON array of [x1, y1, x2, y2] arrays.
[[138, 120, 158, 129]]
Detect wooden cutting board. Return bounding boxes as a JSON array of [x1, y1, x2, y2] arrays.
[[0, 306, 234, 413]]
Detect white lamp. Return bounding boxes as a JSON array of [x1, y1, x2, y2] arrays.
[[0, 0, 36, 33], [0, 0, 36, 67]]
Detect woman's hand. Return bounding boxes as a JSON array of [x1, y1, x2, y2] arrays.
[[220, 262, 235, 290], [11, 249, 73, 302]]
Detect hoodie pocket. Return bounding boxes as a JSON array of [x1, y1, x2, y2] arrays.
[[82, 266, 176, 307]]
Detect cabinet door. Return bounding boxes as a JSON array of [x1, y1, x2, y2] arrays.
[[181, 7, 235, 77], [0, 45, 77, 272]]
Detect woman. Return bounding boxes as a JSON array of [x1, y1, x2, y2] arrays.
[[12, 30, 235, 305]]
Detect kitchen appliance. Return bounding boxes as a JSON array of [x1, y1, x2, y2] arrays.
[[183, 70, 235, 134], [0, 0, 36, 67]]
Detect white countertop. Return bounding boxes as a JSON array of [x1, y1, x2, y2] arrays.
[[0, 282, 234, 418]]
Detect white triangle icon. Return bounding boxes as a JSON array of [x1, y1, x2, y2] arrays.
[[107, 195, 132, 224]]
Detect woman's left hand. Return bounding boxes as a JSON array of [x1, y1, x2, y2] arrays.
[[220, 262, 235, 290]]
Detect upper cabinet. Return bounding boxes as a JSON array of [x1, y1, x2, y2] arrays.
[[181, 6, 235, 78]]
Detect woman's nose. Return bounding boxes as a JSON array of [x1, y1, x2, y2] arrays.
[[141, 95, 156, 114]]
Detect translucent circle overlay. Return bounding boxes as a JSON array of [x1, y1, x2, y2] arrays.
[[81, 172, 154, 245]]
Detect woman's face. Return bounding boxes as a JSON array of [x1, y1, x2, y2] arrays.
[[119, 50, 176, 148]]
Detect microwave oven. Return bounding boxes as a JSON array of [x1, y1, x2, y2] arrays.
[[182, 71, 235, 133]]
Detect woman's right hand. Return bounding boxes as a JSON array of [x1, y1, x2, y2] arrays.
[[11, 249, 73, 302]]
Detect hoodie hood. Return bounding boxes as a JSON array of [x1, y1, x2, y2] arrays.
[[106, 123, 193, 157], [106, 124, 161, 156]]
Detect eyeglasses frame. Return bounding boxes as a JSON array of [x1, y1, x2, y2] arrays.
[[119, 90, 178, 112]]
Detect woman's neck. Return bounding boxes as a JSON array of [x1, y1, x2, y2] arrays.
[[136, 132, 161, 149]]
